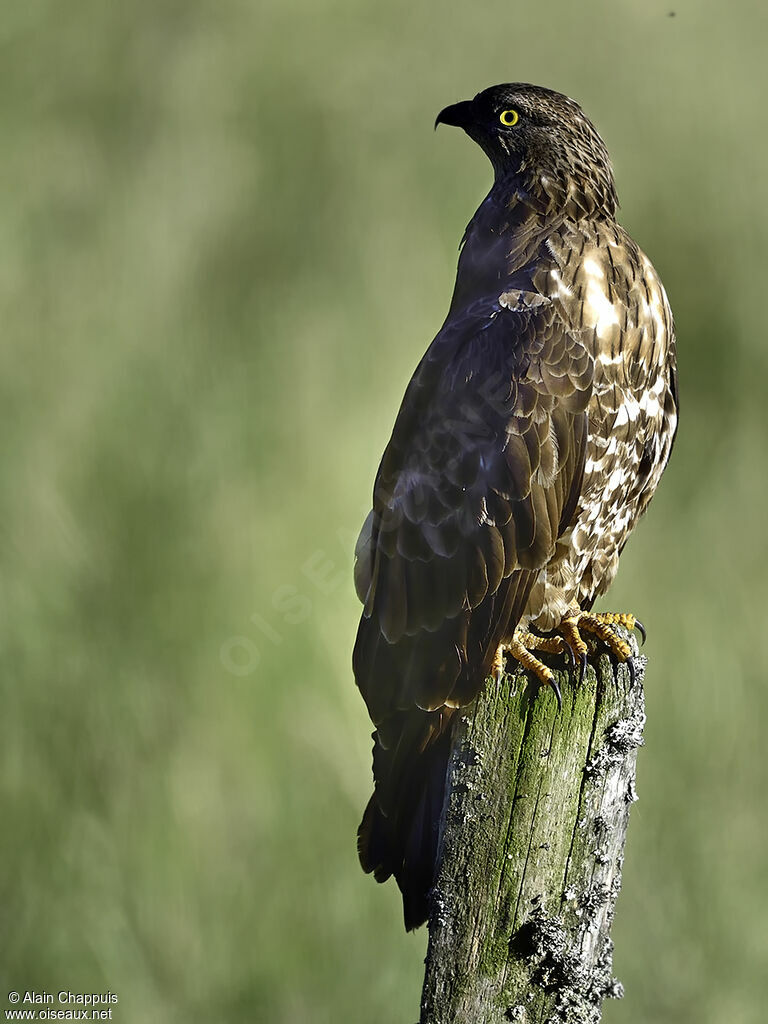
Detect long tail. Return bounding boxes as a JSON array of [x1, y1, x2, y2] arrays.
[[357, 708, 454, 931], [355, 574, 537, 929]]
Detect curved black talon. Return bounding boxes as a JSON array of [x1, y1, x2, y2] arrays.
[[578, 651, 588, 685], [562, 643, 576, 670], [634, 619, 647, 646], [627, 656, 636, 686], [550, 678, 563, 712]]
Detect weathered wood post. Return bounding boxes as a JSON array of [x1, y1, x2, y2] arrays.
[[420, 631, 644, 1024]]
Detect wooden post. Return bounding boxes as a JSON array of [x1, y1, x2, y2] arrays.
[[420, 632, 644, 1024]]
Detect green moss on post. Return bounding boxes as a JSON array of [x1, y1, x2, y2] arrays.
[[420, 632, 644, 1024]]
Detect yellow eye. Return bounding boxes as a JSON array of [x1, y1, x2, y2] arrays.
[[499, 109, 519, 127]]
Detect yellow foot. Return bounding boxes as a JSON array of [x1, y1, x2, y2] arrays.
[[495, 613, 644, 709], [558, 611, 644, 683], [494, 631, 567, 709]]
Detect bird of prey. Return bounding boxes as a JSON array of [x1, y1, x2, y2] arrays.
[[353, 84, 678, 930]]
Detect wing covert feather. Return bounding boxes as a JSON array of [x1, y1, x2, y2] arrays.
[[353, 297, 592, 724]]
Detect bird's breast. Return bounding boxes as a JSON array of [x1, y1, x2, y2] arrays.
[[522, 220, 678, 625]]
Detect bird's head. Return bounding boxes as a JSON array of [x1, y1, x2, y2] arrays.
[[436, 83, 618, 218]]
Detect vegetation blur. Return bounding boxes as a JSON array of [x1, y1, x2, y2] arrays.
[[2, 1, 766, 1021]]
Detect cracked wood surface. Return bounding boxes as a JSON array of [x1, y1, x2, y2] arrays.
[[420, 632, 645, 1024]]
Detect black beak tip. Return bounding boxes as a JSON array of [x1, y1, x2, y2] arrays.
[[434, 100, 474, 131]]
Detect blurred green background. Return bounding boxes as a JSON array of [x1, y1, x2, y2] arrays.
[[1, 0, 767, 1021]]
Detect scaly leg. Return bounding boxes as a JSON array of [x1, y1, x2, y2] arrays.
[[496, 612, 645, 706], [558, 611, 645, 682], [493, 631, 568, 709]]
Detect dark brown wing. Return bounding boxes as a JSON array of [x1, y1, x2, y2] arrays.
[[354, 297, 591, 717], [353, 294, 592, 928]]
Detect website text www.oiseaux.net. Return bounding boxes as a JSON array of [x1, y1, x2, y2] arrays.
[[5, 992, 118, 1021]]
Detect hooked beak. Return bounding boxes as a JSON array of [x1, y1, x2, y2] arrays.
[[434, 99, 475, 130]]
